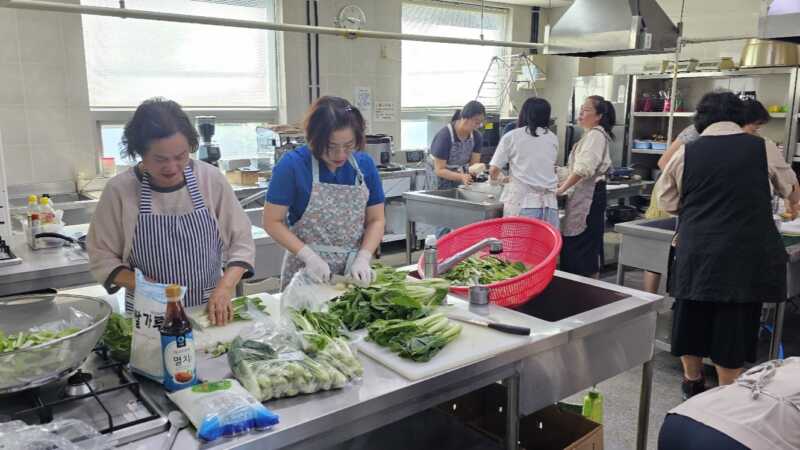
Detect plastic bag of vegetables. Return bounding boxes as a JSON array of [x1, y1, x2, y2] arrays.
[[228, 319, 362, 402]]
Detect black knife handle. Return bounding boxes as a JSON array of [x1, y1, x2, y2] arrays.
[[488, 323, 530, 335]]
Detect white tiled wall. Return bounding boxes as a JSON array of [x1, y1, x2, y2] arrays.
[[0, 1, 97, 188]]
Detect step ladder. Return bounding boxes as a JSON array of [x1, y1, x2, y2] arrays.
[[475, 53, 544, 115]]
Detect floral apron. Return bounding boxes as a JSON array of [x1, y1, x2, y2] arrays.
[[280, 154, 369, 289]]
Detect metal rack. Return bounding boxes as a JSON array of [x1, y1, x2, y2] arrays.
[[627, 67, 800, 178]]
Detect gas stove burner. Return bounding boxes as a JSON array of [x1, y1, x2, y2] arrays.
[[64, 371, 95, 397]]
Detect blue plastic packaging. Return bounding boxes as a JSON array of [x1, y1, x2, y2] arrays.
[[167, 379, 279, 442]]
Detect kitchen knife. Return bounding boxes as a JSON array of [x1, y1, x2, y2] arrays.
[[446, 314, 530, 336]]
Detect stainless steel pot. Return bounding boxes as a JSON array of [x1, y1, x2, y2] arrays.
[[740, 39, 799, 68], [0, 294, 111, 394]]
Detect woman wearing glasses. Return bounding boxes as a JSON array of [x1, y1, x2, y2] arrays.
[[263, 96, 385, 289]]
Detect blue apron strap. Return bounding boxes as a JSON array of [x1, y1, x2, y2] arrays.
[[183, 163, 206, 210]]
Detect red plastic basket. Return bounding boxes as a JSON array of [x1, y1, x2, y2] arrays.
[[418, 217, 562, 308]]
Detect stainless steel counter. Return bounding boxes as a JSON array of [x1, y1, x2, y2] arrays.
[[120, 270, 663, 450], [615, 217, 795, 359], [0, 225, 283, 297]]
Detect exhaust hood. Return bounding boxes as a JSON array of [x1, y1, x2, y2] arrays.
[[544, 0, 679, 57], [759, 0, 800, 43]]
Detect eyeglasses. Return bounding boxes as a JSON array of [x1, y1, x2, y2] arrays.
[[326, 141, 356, 154]]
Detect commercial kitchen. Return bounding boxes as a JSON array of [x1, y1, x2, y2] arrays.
[[1, 1, 799, 449]]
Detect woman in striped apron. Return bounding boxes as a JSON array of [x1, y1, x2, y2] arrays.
[[263, 96, 386, 289], [87, 98, 255, 327]]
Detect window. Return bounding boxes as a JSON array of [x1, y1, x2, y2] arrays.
[[81, 0, 279, 109], [83, 0, 280, 163], [401, 1, 509, 109]]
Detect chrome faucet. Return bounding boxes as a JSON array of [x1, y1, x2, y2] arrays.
[[422, 235, 503, 278]]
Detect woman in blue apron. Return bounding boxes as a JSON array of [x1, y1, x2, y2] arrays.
[[263, 97, 386, 289], [426, 100, 486, 190], [87, 98, 256, 326]]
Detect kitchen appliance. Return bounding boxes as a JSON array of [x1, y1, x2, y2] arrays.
[[565, 74, 632, 167], [740, 38, 799, 67], [544, 0, 679, 56], [196, 116, 221, 166], [759, 0, 800, 43], [399, 149, 425, 165], [479, 114, 501, 165], [662, 59, 698, 73], [0, 294, 110, 394], [364, 134, 392, 166], [0, 350, 168, 446], [696, 57, 737, 71]]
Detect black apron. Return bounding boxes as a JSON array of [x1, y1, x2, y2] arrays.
[[669, 132, 786, 303]]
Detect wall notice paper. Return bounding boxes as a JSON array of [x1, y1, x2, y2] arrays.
[[354, 86, 372, 132], [374, 101, 396, 122]]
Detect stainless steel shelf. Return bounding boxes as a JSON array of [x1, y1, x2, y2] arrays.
[[631, 148, 665, 155], [632, 112, 693, 117], [633, 67, 798, 80]]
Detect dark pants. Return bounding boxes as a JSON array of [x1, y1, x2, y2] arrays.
[[560, 181, 607, 276], [659, 414, 749, 450]]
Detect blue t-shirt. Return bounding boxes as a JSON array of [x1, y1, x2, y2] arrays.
[[266, 146, 385, 226], [429, 125, 483, 163]]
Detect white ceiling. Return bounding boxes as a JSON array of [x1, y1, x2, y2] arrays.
[[497, 0, 573, 6]]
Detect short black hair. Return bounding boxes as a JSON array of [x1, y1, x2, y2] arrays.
[[742, 99, 771, 127], [451, 100, 486, 122], [694, 91, 745, 133], [303, 96, 366, 160], [122, 98, 199, 160], [517, 97, 551, 137]]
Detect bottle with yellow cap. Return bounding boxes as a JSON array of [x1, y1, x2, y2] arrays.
[[160, 284, 198, 391], [38, 196, 57, 225], [26, 195, 39, 248]]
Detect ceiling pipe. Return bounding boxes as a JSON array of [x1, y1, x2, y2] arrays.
[[0, 0, 549, 50]]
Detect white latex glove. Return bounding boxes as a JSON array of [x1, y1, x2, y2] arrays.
[[349, 249, 375, 285], [296, 245, 331, 283], [468, 163, 487, 175]]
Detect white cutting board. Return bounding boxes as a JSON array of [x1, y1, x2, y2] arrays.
[[189, 293, 281, 349], [354, 297, 532, 381]]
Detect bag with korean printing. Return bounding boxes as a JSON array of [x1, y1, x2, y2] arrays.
[[130, 269, 186, 381], [167, 379, 279, 442]]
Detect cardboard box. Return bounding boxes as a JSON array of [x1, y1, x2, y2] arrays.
[[226, 169, 260, 186], [438, 383, 603, 450]]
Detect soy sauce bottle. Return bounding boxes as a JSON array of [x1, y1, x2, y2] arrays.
[[160, 284, 198, 391]]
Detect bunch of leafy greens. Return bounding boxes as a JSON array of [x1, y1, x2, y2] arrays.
[[192, 296, 269, 328], [0, 327, 81, 353], [228, 321, 362, 402], [100, 313, 133, 362], [328, 266, 450, 331], [367, 313, 461, 362], [443, 255, 527, 285]]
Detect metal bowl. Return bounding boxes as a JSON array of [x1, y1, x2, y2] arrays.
[[0, 294, 111, 394], [740, 39, 799, 68]]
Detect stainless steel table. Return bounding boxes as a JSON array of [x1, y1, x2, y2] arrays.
[[615, 217, 796, 359], [0, 225, 283, 297], [123, 270, 663, 450]]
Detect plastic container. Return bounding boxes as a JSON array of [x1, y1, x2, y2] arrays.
[[418, 217, 562, 308], [650, 141, 668, 151], [39, 196, 57, 225], [582, 389, 604, 423]]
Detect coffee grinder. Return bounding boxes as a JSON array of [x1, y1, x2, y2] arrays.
[[197, 116, 221, 166]]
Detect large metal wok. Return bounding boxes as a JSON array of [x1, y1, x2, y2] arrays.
[[0, 293, 111, 394]]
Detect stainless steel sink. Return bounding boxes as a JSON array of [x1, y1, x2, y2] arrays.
[[403, 188, 504, 263]]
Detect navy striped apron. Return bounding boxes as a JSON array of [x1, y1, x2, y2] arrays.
[[126, 163, 224, 310]]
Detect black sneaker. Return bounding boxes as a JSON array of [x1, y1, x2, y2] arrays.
[[681, 377, 706, 400]]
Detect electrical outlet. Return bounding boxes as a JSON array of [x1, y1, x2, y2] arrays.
[[380, 44, 388, 59]]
